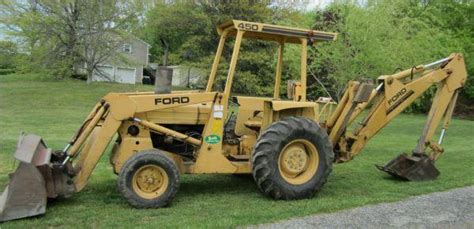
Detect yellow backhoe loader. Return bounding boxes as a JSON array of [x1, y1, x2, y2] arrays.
[[0, 20, 468, 222]]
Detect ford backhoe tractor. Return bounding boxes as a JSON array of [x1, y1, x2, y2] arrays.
[[0, 20, 467, 222]]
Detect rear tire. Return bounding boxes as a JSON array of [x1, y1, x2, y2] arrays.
[[251, 116, 334, 200], [117, 149, 180, 208]]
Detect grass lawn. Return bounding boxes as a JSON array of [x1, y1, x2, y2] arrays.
[[0, 73, 473, 228]]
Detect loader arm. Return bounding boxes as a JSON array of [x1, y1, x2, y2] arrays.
[[326, 53, 467, 173]]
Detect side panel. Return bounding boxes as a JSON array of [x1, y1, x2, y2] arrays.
[[110, 121, 186, 174], [193, 94, 239, 173], [145, 103, 212, 125], [234, 97, 270, 136], [261, 100, 318, 131], [110, 121, 153, 174]]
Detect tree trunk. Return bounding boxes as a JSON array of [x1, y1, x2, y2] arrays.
[[86, 68, 93, 84]]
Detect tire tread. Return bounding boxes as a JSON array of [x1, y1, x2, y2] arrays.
[[251, 116, 334, 200]]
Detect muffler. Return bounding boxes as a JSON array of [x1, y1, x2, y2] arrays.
[[376, 153, 440, 181], [0, 134, 74, 222]]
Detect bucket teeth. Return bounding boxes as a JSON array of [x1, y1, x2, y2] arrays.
[[376, 153, 440, 181]]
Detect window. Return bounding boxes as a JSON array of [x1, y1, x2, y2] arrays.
[[122, 43, 132, 53]]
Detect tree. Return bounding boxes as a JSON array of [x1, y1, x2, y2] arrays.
[[306, 0, 468, 102], [0, 0, 144, 83], [78, 1, 144, 83], [0, 40, 18, 69], [414, 0, 474, 105], [142, 2, 212, 65], [142, 1, 301, 95]]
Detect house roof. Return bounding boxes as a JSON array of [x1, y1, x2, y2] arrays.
[[217, 20, 337, 44]]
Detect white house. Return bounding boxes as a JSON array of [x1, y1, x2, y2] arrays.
[[92, 37, 150, 84]]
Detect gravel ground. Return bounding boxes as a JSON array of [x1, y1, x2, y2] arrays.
[[253, 186, 474, 229]]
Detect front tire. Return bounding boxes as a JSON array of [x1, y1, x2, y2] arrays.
[[117, 149, 180, 208], [251, 116, 334, 200]]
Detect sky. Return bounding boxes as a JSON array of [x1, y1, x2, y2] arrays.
[[303, 0, 333, 10]]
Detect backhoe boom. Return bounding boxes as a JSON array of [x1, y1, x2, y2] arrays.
[[326, 53, 467, 180]]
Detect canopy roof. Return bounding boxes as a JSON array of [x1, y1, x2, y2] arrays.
[[217, 20, 337, 44]]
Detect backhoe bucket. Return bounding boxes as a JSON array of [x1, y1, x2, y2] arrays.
[[0, 134, 52, 222], [376, 153, 440, 181]]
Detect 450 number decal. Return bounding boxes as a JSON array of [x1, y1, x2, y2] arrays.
[[237, 23, 259, 31]]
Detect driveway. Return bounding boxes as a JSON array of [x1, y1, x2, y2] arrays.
[[254, 186, 474, 228]]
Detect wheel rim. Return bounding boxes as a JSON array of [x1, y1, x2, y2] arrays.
[[132, 164, 169, 199], [278, 139, 319, 185]]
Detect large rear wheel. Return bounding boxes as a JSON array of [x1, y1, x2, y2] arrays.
[[251, 116, 334, 200], [117, 149, 180, 208]]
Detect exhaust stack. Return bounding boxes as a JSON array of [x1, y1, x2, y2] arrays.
[[154, 66, 173, 94]]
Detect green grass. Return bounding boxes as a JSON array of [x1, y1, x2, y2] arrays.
[[0, 73, 473, 228]]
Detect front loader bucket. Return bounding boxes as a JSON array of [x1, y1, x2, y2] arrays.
[[0, 162, 47, 222], [0, 134, 53, 222], [376, 153, 440, 181]]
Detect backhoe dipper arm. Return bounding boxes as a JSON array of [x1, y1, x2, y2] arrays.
[[328, 53, 467, 163]]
